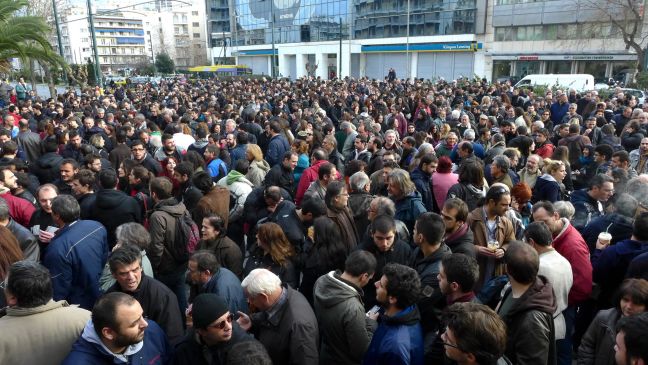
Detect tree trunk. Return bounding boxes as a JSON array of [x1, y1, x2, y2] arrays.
[[637, 49, 646, 72], [41, 63, 57, 99]]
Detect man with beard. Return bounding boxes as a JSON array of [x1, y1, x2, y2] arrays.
[[61, 293, 172, 364], [131, 140, 162, 176], [154, 134, 181, 162], [518, 154, 542, 189]]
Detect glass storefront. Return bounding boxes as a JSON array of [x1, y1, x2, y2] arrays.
[[230, 0, 477, 46], [578, 61, 607, 80], [492, 60, 511, 80], [546, 61, 571, 74], [515, 61, 540, 78]]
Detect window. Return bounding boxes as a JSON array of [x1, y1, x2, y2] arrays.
[[193, 22, 200, 27], [192, 11, 198, 15], [193, 33, 201, 37]]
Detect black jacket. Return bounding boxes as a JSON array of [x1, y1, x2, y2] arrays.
[[410, 168, 434, 211], [7, 218, 39, 262], [444, 224, 476, 258], [30, 152, 63, 184], [179, 183, 203, 212], [107, 275, 184, 345], [171, 324, 255, 365], [263, 163, 295, 196], [498, 276, 557, 365], [77, 193, 96, 220], [249, 286, 319, 365], [266, 200, 305, 250], [409, 244, 452, 336], [90, 189, 142, 247], [358, 237, 412, 310]]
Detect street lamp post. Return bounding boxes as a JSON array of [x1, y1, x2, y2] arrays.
[[52, 0, 69, 85], [406, 0, 410, 81], [270, 0, 276, 78], [339, 17, 342, 78]]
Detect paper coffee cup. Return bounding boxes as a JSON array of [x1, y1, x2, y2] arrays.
[[598, 232, 612, 245]]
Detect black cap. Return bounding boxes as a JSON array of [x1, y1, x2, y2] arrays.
[[192, 294, 229, 329]]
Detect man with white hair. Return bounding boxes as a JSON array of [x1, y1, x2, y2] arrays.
[[237, 269, 319, 365], [450, 129, 485, 163]]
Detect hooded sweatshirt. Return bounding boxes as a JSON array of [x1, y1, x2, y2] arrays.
[[532, 174, 562, 203], [313, 271, 376, 365], [498, 276, 557, 365], [61, 320, 171, 365], [363, 305, 424, 365]]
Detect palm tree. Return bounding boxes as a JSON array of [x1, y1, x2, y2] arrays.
[[0, 0, 66, 95]]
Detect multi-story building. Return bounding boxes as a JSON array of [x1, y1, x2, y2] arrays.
[[211, 0, 645, 81], [94, 11, 148, 72], [56, 1, 208, 73]]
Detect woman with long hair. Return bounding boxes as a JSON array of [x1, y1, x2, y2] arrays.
[[532, 159, 567, 203], [243, 222, 298, 288], [551, 145, 574, 192], [0, 225, 23, 306], [245, 144, 270, 187], [117, 159, 138, 192], [292, 139, 310, 183], [298, 216, 348, 304], [159, 156, 181, 195], [128, 165, 154, 220], [446, 158, 487, 211]]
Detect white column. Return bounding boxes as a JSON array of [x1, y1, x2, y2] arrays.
[[340, 44, 351, 78], [296, 53, 306, 78], [409, 52, 418, 80], [359, 53, 367, 78], [278, 53, 290, 78], [315, 52, 327, 79], [267, 56, 273, 76]]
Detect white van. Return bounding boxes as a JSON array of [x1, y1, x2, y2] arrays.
[[514, 74, 595, 92]]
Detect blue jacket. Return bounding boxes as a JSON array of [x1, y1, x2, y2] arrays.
[[410, 168, 434, 212], [228, 144, 248, 168], [449, 142, 486, 163], [265, 134, 290, 167], [531, 175, 562, 203], [550, 101, 569, 125], [363, 305, 424, 365], [570, 189, 602, 231], [394, 191, 428, 235], [200, 267, 248, 315], [592, 239, 648, 307], [62, 319, 172, 365], [206, 158, 228, 181], [43, 220, 108, 310], [581, 213, 634, 253]]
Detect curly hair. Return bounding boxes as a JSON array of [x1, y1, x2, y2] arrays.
[[382, 263, 421, 309]]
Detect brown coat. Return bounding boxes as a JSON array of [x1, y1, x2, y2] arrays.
[[192, 185, 230, 229], [467, 207, 516, 289], [197, 236, 243, 278], [326, 207, 359, 251]]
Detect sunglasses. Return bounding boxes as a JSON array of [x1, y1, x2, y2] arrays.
[[208, 313, 234, 330]]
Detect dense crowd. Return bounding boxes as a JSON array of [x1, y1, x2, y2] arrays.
[[0, 75, 647, 365]]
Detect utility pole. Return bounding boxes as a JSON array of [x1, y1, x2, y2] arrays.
[[270, 0, 276, 78], [406, 0, 410, 81], [52, 0, 68, 85], [149, 31, 155, 64], [87, 0, 103, 88]]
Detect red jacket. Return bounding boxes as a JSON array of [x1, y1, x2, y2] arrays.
[[295, 160, 327, 206], [0, 191, 35, 227], [552, 219, 593, 305], [535, 142, 555, 159]]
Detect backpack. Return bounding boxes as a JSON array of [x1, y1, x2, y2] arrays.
[[169, 211, 200, 263]]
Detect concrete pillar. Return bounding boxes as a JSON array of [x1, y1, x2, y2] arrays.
[[315, 52, 327, 79], [409, 52, 418, 80], [278, 53, 290, 78], [296, 53, 306, 78], [340, 43, 351, 78], [359, 53, 367, 78]]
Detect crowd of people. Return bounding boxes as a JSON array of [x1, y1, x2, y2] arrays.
[[0, 74, 647, 365]]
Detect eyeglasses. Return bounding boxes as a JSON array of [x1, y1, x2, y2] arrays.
[[208, 313, 234, 330]]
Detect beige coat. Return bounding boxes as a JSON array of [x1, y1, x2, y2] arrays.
[[0, 300, 90, 365]]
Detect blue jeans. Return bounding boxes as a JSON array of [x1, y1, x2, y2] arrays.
[[557, 306, 576, 365]]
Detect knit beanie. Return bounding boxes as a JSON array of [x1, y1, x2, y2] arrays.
[[192, 294, 229, 329]]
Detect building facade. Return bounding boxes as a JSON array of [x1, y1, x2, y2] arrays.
[[211, 0, 644, 81]]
